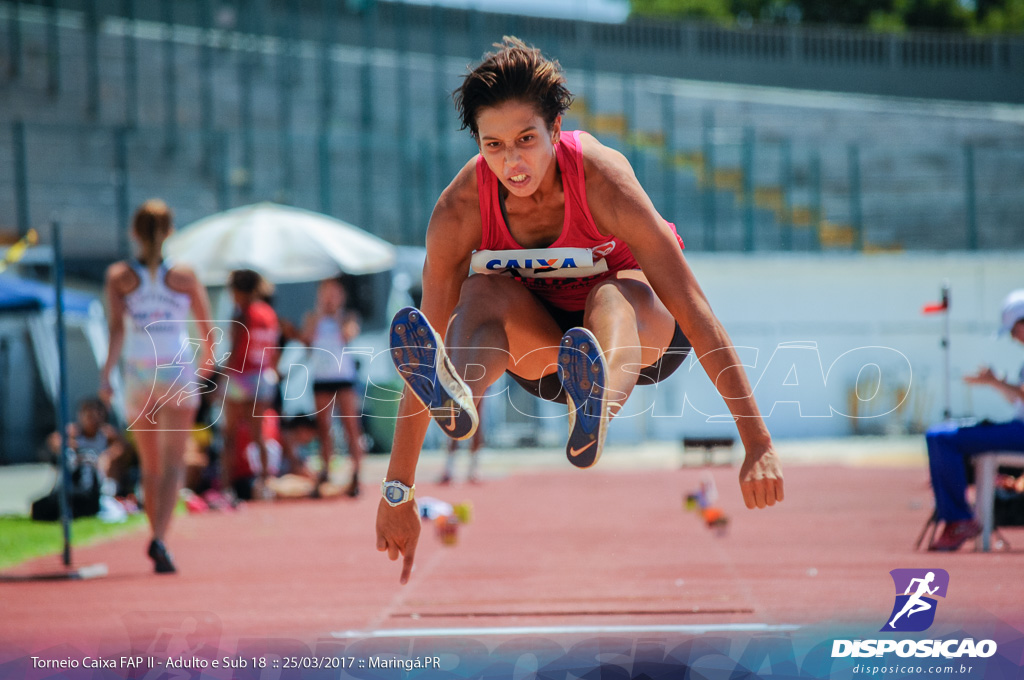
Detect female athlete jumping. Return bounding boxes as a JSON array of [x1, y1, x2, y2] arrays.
[[377, 38, 784, 584]]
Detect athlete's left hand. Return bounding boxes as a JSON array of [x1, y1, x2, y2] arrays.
[[376, 499, 421, 585], [739, 447, 784, 509]]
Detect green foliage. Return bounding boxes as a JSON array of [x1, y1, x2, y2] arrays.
[[630, 0, 1024, 31], [794, 0, 896, 26], [630, 0, 735, 21], [902, 0, 974, 29], [975, 0, 1024, 32], [868, 10, 908, 31]]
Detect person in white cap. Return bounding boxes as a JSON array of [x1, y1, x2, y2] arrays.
[[925, 289, 1024, 551]]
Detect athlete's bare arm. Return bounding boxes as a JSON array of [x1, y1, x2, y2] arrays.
[[342, 313, 361, 343], [100, 263, 136, 405], [964, 366, 1024, 404], [580, 133, 783, 509], [376, 158, 482, 584], [299, 311, 324, 348]]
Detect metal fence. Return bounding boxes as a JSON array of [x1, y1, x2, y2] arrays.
[[10, 0, 1024, 93], [1, 0, 1023, 265]]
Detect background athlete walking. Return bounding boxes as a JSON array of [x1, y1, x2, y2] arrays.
[[377, 37, 784, 584], [101, 200, 215, 573]]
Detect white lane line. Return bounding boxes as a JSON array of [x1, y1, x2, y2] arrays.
[[331, 623, 801, 639]]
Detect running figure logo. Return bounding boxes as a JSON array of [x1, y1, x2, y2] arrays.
[[882, 568, 949, 632]]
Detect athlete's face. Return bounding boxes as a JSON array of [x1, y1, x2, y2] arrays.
[[77, 405, 103, 436], [230, 288, 249, 308], [317, 280, 344, 313], [476, 100, 561, 198]]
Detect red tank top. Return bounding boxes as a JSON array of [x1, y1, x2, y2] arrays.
[[475, 130, 683, 311], [226, 300, 279, 374]]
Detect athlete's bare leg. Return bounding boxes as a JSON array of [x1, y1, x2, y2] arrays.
[[314, 391, 336, 478], [136, 406, 195, 542], [446, 272, 676, 412], [135, 428, 161, 535], [583, 270, 676, 416], [221, 400, 242, 492], [335, 388, 365, 478], [153, 408, 194, 539], [242, 403, 270, 490], [221, 399, 268, 493], [445, 274, 565, 396]]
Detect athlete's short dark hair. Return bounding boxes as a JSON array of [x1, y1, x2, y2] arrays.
[[228, 268, 274, 301], [454, 36, 574, 139], [77, 397, 107, 420]]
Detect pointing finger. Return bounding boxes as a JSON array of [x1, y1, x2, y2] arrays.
[[400, 536, 418, 585]]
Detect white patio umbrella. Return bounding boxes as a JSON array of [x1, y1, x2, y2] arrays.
[[164, 202, 397, 285]]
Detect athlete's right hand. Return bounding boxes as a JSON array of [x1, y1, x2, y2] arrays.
[[376, 499, 421, 585]]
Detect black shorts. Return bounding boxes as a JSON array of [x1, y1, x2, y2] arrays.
[[313, 379, 356, 394], [506, 300, 692, 404]]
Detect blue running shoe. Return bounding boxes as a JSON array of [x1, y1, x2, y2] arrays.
[[557, 327, 609, 469], [389, 307, 478, 441]]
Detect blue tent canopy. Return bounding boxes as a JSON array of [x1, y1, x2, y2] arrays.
[[0, 274, 98, 315]]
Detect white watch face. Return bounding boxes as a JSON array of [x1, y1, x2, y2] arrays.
[[385, 484, 406, 504]]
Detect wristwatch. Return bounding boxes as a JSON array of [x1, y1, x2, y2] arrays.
[[381, 479, 415, 507]]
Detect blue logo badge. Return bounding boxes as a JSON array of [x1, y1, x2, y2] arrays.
[[881, 568, 949, 632]]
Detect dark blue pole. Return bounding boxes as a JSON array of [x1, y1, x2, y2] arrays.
[[848, 143, 863, 252], [661, 91, 675, 223], [85, 0, 100, 118], [124, 0, 138, 127], [360, 2, 376, 230], [810, 150, 822, 251], [13, 120, 30, 237], [701, 108, 717, 251], [45, 0, 59, 96], [396, 0, 412, 242], [7, 0, 21, 79], [162, 0, 177, 155], [239, 0, 254, 183], [200, 0, 214, 172], [742, 126, 755, 252], [277, 1, 295, 198], [964, 144, 978, 250], [432, 4, 447, 199], [53, 220, 73, 567], [319, 129, 331, 215], [780, 138, 793, 250], [114, 127, 130, 259]]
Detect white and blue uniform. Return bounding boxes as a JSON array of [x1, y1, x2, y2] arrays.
[[121, 261, 199, 422], [311, 315, 358, 391]]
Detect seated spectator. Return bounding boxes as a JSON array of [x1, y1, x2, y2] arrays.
[[34, 397, 127, 520], [925, 290, 1024, 551]]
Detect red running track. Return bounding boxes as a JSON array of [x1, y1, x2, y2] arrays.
[[2, 460, 1022, 658]]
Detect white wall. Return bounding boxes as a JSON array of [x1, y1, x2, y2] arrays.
[[523, 251, 1024, 443]]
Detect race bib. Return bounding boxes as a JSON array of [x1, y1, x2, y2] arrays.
[[470, 248, 609, 279]]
